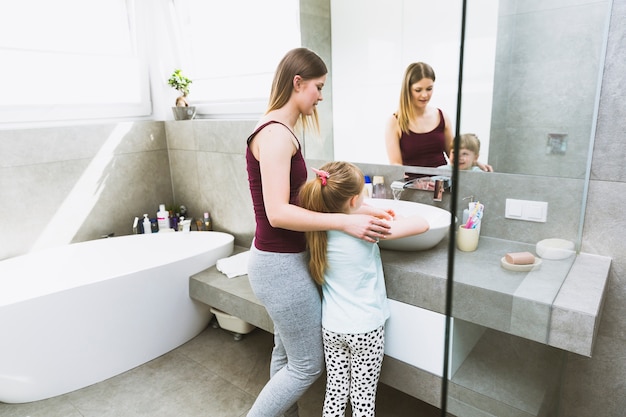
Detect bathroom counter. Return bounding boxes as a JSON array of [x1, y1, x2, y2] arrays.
[[189, 241, 611, 416], [189, 246, 443, 408], [189, 246, 274, 334], [381, 236, 611, 357], [190, 238, 611, 357]]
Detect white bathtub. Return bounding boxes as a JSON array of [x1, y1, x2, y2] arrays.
[[0, 231, 234, 404]]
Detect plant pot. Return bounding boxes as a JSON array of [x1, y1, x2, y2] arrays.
[[172, 106, 196, 120]]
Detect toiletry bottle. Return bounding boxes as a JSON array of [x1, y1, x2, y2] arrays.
[[363, 175, 373, 198], [142, 214, 152, 234], [372, 176, 386, 198], [170, 211, 179, 231], [203, 212, 212, 231], [157, 204, 169, 232], [462, 196, 474, 225]]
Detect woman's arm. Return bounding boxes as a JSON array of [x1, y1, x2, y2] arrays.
[[442, 111, 454, 158], [254, 125, 392, 241], [384, 114, 403, 165]]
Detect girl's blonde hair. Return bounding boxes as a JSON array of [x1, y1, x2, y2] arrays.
[[267, 47, 327, 134], [396, 62, 436, 133], [458, 133, 481, 155], [299, 161, 365, 285]]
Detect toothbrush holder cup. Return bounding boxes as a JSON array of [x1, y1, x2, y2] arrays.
[[457, 225, 480, 252]]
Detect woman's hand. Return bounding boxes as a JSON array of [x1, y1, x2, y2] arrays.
[[343, 214, 392, 243], [477, 161, 493, 172]]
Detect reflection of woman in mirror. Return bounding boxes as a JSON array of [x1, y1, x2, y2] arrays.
[[385, 63, 492, 173], [385, 62, 453, 169]]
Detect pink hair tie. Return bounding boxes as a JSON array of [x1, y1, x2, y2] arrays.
[[312, 168, 330, 186]]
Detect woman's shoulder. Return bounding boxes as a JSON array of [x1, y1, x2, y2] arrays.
[[387, 112, 399, 122], [254, 119, 298, 140], [434, 107, 450, 119]]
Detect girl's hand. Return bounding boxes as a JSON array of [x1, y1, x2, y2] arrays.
[[359, 203, 395, 220]]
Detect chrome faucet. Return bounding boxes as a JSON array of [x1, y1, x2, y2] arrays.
[[432, 176, 451, 202], [390, 176, 451, 201], [433, 179, 445, 202]]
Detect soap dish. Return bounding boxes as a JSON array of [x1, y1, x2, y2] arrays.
[[536, 238, 575, 260], [500, 257, 542, 272]]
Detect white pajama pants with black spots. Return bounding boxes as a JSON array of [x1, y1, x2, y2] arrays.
[[322, 325, 385, 417]]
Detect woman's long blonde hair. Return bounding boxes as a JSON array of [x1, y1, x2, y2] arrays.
[[298, 161, 365, 285], [396, 62, 436, 133], [267, 47, 327, 134]]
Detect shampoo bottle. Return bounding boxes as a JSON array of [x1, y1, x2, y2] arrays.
[[157, 204, 169, 232], [203, 212, 212, 231], [142, 214, 152, 234], [363, 175, 373, 198]]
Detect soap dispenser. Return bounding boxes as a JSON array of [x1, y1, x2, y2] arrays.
[[462, 196, 475, 225], [142, 214, 152, 234]]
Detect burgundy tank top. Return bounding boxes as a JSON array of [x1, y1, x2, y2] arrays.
[[399, 108, 447, 168], [246, 121, 307, 253]]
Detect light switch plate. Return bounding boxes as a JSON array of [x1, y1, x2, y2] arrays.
[[505, 199, 548, 223]]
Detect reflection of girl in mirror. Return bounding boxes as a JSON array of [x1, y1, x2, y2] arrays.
[[299, 161, 429, 417], [385, 62, 492, 173], [445, 133, 486, 171]]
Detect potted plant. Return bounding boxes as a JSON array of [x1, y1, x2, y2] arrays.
[[168, 69, 196, 120]]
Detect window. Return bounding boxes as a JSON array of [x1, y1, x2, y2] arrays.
[[173, 0, 301, 117], [0, 0, 301, 125], [0, 0, 150, 125]]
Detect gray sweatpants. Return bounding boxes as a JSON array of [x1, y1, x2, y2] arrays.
[[246, 246, 324, 417]]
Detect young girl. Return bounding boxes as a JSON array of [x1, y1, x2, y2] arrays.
[[245, 48, 392, 417], [446, 133, 485, 171], [299, 161, 430, 417]]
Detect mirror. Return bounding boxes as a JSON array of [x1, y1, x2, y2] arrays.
[[329, 0, 608, 179]]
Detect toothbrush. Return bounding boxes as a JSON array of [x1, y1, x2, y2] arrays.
[[465, 201, 482, 229]]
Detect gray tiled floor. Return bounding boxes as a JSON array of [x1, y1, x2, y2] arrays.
[[0, 322, 443, 416]]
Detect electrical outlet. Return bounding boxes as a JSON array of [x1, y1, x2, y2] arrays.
[[505, 199, 548, 223]]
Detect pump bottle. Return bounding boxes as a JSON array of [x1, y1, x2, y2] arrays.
[[142, 214, 152, 234]]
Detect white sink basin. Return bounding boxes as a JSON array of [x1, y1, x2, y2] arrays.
[[365, 198, 452, 251]]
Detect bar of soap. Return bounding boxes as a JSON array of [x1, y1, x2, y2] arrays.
[[505, 251, 536, 265]]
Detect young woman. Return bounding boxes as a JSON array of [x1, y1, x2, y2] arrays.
[[385, 62, 453, 168], [299, 161, 429, 417], [385, 62, 492, 173], [245, 48, 392, 417]]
